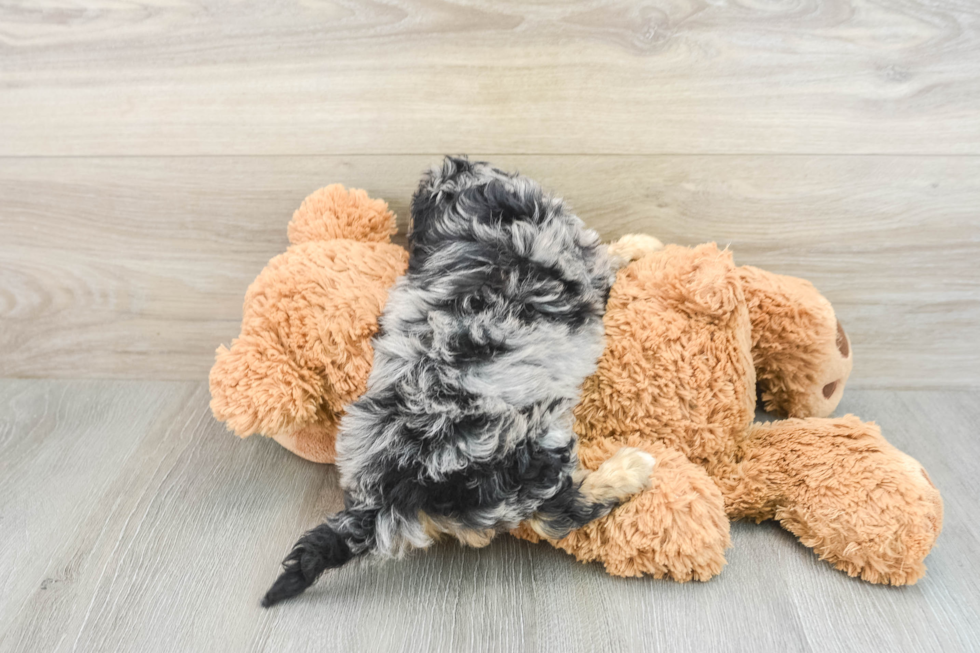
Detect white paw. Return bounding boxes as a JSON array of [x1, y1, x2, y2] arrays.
[[588, 447, 656, 501], [608, 234, 665, 269], [635, 449, 656, 473], [621, 448, 656, 491]]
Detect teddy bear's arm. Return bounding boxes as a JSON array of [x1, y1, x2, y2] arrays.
[[209, 333, 326, 440], [719, 415, 942, 585]]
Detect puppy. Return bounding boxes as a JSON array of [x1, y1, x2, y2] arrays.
[[262, 157, 654, 607]]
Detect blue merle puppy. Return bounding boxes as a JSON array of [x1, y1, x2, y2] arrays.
[[262, 156, 655, 607]]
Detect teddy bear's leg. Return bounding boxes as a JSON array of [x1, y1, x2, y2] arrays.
[[512, 438, 731, 582], [271, 410, 340, 465], [738, 266, 853, 418], [720, 416, 942, 585], [209, 334, 326, 441], [524, 446, 656, 540]]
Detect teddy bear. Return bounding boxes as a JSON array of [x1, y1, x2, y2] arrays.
[[210, 184, 942, 585]]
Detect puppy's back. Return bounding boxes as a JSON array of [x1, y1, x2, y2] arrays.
[[338, 156, 614, 545]]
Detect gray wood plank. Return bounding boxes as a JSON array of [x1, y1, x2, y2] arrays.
[[2, 155, 977, 386], [1, 1, 979, 156], [0, 381, 977, 653]]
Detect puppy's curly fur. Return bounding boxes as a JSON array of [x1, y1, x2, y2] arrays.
[[263, 157, 654, 607]]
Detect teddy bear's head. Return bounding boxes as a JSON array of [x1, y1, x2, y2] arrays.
[[739, 266, 853, 418]]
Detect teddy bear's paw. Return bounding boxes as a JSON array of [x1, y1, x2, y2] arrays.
[[272, 416, 340, 464], [582, 447, 656, 504], [209, 336, 323, 438]]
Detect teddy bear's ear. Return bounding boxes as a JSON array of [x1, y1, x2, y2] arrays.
[[209, 334, 324, 439], [287, 184, 397, 246]]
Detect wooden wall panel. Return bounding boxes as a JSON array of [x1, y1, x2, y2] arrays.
[[1, 0, 979, 156], [1, 155, 976, 385]]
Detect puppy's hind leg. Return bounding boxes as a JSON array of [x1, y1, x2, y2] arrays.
[[527, 447, 655, 540], [419, 512, 496, 549]]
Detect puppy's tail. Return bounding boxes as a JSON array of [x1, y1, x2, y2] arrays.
[[261, 507, 376, 608]]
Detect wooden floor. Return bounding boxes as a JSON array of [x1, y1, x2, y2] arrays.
[[3, 1, 980, 651], [0, 382, 976, 653]]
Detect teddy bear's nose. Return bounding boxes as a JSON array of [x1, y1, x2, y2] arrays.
[[822, 380, 839, 399], [836, 320, 850, 358]]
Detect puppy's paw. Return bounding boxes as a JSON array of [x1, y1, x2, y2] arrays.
[[608, 234, 664, 269], [585, 447, 656, 503], [615, 447, 656, 493]]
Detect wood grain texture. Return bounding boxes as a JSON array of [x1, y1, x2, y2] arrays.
[[0, 381, 977, 653], [2, 155, 977, 385], [1, 0, 980, 156]]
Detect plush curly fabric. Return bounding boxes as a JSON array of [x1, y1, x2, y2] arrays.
[[512, 244, 747, 579], [723, 416, 942, 585], [288, 184, 398, 245], [209, 185, 408, 463], [573, 244, 757, 476]]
